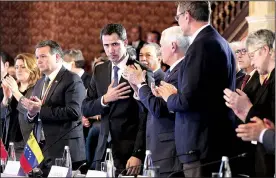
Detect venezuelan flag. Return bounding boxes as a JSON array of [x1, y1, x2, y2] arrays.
[[19, 131, 44, 174]]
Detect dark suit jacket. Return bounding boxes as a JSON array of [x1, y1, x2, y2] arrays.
[[82, 57, 149, 171], [246, 68, 275, 123], [139, 61, 183, 175], [1, 87, 34, 148], [236, 69, 245, 80], [28, 66, 86, 164], [130, 40, 146, 58], [166, 26, 236, 166], [236, 71, 260, 104], [153, 68, 165, 86], [244, 69, 275, 177], [81, 71, 92, 89], [263, 129, 275, 155], [235, 71, 261, 127]]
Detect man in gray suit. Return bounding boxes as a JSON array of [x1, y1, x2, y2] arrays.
[[21, 40, 86, 174], [236, 116, 275, 154]]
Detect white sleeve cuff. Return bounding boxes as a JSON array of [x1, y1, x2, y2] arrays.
[[137, 83, 147, 89], [133, 92, 140, 101], [259, 128, 268, 144], [101, 96, 108, 107]]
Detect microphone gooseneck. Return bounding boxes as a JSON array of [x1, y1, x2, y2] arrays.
[[118, 150, 198, 176]]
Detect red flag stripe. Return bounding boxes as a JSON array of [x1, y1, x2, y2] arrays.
[[0, 139, 8, 159], [20, 155, 33, 173]]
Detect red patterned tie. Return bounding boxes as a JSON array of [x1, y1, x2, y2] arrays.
[[241, 75, 250, 90]]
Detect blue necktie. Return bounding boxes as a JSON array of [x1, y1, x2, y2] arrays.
[[112, 66, 120, 87], [165, 69, 171, 80]]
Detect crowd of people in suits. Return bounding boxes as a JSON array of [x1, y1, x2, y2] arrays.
[[0, 1, 275, 177]]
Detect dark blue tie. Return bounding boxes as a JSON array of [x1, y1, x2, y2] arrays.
[[165, 69, 171, 80], [113, 66, 120, 87]]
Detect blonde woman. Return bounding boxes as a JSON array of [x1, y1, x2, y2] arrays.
[[1, 53, 40, 157]]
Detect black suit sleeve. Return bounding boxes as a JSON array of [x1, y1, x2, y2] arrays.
[[139, 85, 170, 118], [40, 75, 85, 122], [132, 103, 147, 160], [246, 81, 275, 122], [263, 129, 275, 155], [82, 68, 108, 117]]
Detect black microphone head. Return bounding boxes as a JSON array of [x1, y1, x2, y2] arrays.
[[76, 121, 82, 126], [239, 152, 247, 157]]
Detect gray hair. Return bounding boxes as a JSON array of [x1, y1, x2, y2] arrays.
[[161, 26, 190, 53], [246, 29, 275, 50], [35, 40, 64, 58], [142, 43, 161, 57]]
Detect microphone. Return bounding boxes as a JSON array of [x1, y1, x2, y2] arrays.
[[42, 121, 82, 153], [118, 150, 198, 176], [167, 152, 248, 178]]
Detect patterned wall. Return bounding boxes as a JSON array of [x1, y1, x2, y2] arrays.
[[0, 1, 177, 70]]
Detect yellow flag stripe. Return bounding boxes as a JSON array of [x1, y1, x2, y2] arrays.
[[27, 131, 44, 163]]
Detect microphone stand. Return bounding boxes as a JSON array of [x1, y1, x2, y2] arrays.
[[29, 121, 82, 177], [42, 121, 81, 153]]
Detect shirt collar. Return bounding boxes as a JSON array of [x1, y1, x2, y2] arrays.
[[247, 69, 256, 77], [189, 24, 210, 44], [46, 64, 62, 82], [153, 68, 160, 73], [112, 54, 129, 70], [169, 57, 183, 72], [76, 69, 85, 77]]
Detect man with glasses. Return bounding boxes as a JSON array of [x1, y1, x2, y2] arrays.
[[224, 29, 275, 177], [235, 40, 260, 101], [229, 41, 246, 80], [156, 1, 236, 177]]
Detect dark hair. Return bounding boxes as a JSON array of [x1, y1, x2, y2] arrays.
[[75, 60, 85, 69], [100, 24, 127, 41], [177, 1, 211, 22], [35, 40, 64, 58], [150, 31, 161, 43], [0, 51, 14, 66]]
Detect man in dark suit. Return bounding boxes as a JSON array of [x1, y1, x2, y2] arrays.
[[157, 2, 236, 177], [139, 43, 164, 86], [0, 52, 15, 102], [129, 25, 146, 58], [229, 41, 245, 81], [123, 26, 190, 176], [236, 116, 275, 155], [224, 29, 275, 177], [82, 24, 149, 175], [21, 40, 86, 174], [63, 49, 98, 169]]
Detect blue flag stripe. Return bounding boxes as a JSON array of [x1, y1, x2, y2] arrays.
[[23, 145, 38, 168]]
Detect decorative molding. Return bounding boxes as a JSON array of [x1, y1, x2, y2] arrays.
[[246, 15, 275, 23]]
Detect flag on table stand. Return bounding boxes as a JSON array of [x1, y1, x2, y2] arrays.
[[19, 131, 44, 175], [0, 139, 8, 160]]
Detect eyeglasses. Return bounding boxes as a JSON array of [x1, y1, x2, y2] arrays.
[[235, 48, 247, 55], [247, 46, 263, 59], [174, 12, 185, 22]]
